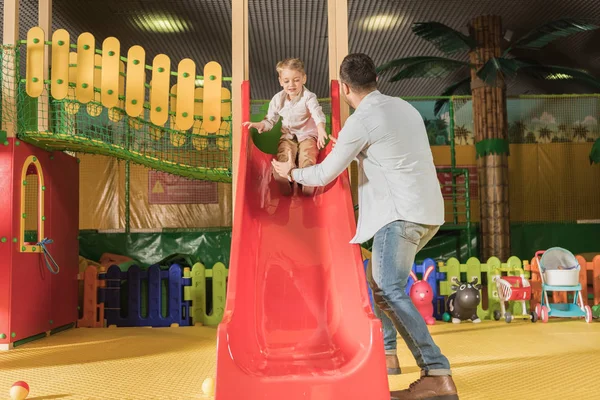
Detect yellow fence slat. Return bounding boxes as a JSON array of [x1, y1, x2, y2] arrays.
[[175, 58, 195, 131], [125, 45, 146, 118], [150, 54, 171, 126], [192, 87, 207, 150], [170, 84, 186, 147], [202, 61, 222, 133], [26, 27, 45, 98], [65, 52, 80, 115], [217, 87, 231, 150], [108, 60, 125, 123], [76, 32, 95, 104], [101, 37, 120, 109], [86, 54, 103, 117], [50, 29, 70, 100]]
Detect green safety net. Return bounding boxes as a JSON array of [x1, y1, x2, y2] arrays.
[[2, 45, 232, 182]]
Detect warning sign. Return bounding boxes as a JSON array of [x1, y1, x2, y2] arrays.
[[148, 171, 218, 204], [437, 165, 478, 200], [152, 180, 165, 194]]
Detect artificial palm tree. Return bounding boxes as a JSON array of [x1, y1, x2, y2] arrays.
[[378, 17, 600, 260]]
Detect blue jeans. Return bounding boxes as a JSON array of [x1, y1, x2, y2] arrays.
[[367, 220, 451, 376]]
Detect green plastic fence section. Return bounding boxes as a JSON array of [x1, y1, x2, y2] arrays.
[[2, 45, 232, 182], [185, 262, 228, 326], [439, 256, 530, 320]]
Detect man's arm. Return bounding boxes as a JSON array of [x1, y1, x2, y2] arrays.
[[292, 118, 368, 187]]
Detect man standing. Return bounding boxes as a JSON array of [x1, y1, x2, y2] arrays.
[[272, 53, 458, 400]]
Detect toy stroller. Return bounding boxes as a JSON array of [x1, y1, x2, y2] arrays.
[[493, 268, 537, 323], [534, 247, 593, 323]]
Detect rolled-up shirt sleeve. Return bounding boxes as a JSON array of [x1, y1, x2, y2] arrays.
[[262, 94, 281, 131], [306, 93, 327, 126], [292, 117, 368, 187]]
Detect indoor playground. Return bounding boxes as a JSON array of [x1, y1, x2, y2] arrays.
[[1, 0, 600, 399]]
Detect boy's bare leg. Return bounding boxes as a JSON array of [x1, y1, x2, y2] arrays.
[[298, 138, 319, 196]]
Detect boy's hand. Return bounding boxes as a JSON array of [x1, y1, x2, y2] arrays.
[[330, 137, 337, 148], [317, 127, 328, 149], [242, 121, 266, 133]]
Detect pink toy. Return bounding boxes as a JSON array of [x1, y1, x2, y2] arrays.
[[409, 266, 436, 325]]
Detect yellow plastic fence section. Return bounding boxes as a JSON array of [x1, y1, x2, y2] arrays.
[[25, 28, 226, 131], [439, 256, 529, 320], [22, 26, 232, 182]]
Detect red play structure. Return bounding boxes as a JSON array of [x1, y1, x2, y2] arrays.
[[0, 139, 79, 350]]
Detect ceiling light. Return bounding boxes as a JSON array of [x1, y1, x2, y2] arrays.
[[546, 73, 572, 80], [133, 14, 189, 33], [361, 14, 401, 32]]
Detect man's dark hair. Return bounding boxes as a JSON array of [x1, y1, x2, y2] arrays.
[[339, 53, 378, 93]]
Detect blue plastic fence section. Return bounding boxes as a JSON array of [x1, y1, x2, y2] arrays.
[[363, 258, 447, 320], [104, 264, 192, 327]]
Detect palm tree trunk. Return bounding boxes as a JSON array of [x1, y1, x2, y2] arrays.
[[469, 15, 511, 261]]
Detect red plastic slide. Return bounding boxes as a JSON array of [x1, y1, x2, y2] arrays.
[[215, 81, 389, 400]]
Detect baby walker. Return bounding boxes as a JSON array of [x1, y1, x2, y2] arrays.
[[493, 268, 537, 323], [534, 247, 593, 323]]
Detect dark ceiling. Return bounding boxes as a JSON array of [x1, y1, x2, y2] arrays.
[[3, 0, 600, 99]]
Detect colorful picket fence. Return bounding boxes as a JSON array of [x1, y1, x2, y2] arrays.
[[362, 252, 600, 323], [439, 256, 529, 321], [77, 262, 228, 328]]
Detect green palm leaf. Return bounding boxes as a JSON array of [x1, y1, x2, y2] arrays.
[[434, 77, 471, 115], [518, 65, 600, 89], [387, 58, 468, 81], [506, 18, 599, 54], [590, 138, 600, 165], [412, 22, 476, 54], [476, 57, 528, 86]]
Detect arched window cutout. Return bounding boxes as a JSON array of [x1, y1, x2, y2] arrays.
[[20, 156, 45, 253]]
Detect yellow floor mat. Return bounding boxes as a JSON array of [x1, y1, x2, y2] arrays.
[[0, 320, 598, 399]]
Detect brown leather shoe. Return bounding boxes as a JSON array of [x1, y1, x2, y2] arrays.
[[390, 376, 458, 400], [386, 354, 402, 375]]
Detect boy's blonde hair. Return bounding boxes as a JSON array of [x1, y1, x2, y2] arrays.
[[276, 58, 305, 75]]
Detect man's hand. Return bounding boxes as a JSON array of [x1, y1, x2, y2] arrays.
[[271, 150, 295, 181], [317, 126, 328, 149], [330, 136, 337, 148], [242, 121, 266, 133]]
